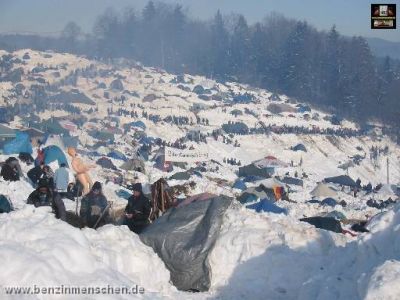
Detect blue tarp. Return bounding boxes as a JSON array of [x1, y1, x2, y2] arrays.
[[3, 132, 32, 155], [43, 145, 68, 166], [127, 121, 146, 130], [292, 143, 307, 152], [233, 179, 247, 190], [0, 195, 13, 213], [321, 197, 338, 207], [307, 200, 320, 204], [246, 199, 287, 214], [243, 175, 264, 182], [107, 150, 127, 161]]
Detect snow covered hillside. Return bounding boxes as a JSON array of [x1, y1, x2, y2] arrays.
[[1, 49, 400, 299]]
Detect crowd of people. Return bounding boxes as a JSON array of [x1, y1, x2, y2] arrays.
[[0, 154, 151, 234]]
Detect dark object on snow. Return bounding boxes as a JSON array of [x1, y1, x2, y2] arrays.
[[0, 194, 13, 213], [351, 222, 370, 233], [291, 143, 307, 152], [366, 198, 396, 210], [1, 162, 19, 181], [239, 164, 271, 179], [321, 197, 338, 207], [280, 176, 303, 186], [324, 175, 356, 187], [150, 178, 174, 221], [169, 171, 191, 181], [246, 199, 287, 214], [110, 79, 124, 91], [300, 216, 342, 233], [96, 157, 117, 170], [140, 196, 233, 292], [339, 200, 347, 207], [307, 199, 320, 204]]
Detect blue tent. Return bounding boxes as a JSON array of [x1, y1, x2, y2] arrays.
[[292, 143, 307, 152], [246, 199, 287, 214], [0, 195, 13, 213], [297, 105, 311, 113], [3, 132, 32, 155], [233, 179, 247, 190], [115, 189, 131, 200], [126, 121, 146, 131], [321, 197, 337, 207], [43, 145, 68, 166], [243, 175, 264, 182], [107, 150, 127, 161]]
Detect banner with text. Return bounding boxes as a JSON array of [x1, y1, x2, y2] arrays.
[[165, 147, 210, 162]]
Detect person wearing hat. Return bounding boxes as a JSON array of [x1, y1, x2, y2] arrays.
[[124, 183, 151, 234], [80, 181, 109, 228], [27, 179, 66, 221]]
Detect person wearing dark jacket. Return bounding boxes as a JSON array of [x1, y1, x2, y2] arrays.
[[124, 183, 151, 234], [27, 179, 66, 221], [27, 162, 45, 187], [80, 181, 109, 228]]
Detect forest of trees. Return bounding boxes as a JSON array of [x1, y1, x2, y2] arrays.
[[1, 1, 400, 129]]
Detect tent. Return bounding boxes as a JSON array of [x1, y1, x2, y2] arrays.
[[153, 148, 173, 172], [280, 177, 303, 187], [120, 158, 146, 173], [324, 175, 356, 187], [140, 196, 233, 292], [0, 195, 13, 213], [96, 146, 110, 156], [297, 104, 311, 113], [239, 164, 271, 179], [43, 145, 68, 166], [125, 121, 146, 131], [44, 135, 78, 150], [3, 132, 32, 155], [267, 103, 297, 114], [321, 197, 338, 207], [300, 217, 342, 234], [177, 193, 217, 207], [96, 157, 117, 170], [323, 211, 346, 221], [254, 156, 288, 168], [170, 171, 191, 181], [311, 183, 337, 199], [233, 179, 247, 191], [107, 150, 127, 161], [238, 186, 275, 204], [246, 199, 287, 214], [338, 161, 354, 170], [291, 143, 307, 152]]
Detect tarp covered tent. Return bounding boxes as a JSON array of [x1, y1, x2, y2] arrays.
[[311, 183, 337, 199], [324, 175, 356, 187], [254, 156, 288, 168], [120, 158, 146, 173], [170, 171, 191, 181], [267, 103, 297, 114], [140, 196, 233, 292], [177, 193, 216, 207], [291, 143, 307, 152], [297, 104, 311, 113], [124, 121, 146, 132], [153, 148, 173, 172], [3, 132, 32, 155], [44, 135, 78, 150], [239, 164, 271, 179], [107, 150, 127, 161], [233, 179, 247, 190], [246, 199, 287, 214], [96, 157, 117, 170], [338, 161, 354, 170], [300, 217, 342, 234], [0, 194, 13, 213], [321, 197, 338, 207], [43, 145, 68, 166], [280, 176, 304, 187], [238, 186, 274, 204]]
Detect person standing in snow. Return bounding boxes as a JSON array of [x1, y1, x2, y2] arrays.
[[80, 181, 109, 228], [54, 163, 70, 198], [27, 179, 66, 221], [124, 183, 151, 234]]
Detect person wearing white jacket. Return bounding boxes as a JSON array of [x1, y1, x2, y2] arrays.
[[54, 163, 70, 196]]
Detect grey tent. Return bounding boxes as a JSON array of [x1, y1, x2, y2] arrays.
[[169, 171, 191, 180], [280, 176, 303, 186], [120, 158, 145, 173], [96, 157, 117, 170], [140, 196, 233, 292], [239, 164, 271, 179], [324, 175, 356, 187], [311, 183, 337, 199], [291, 143, 307, 152]]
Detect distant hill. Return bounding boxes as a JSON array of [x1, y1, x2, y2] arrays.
[[366, 37, 400, 60]]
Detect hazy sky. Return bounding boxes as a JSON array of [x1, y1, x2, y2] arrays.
[[0, 0, 399, 42]]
